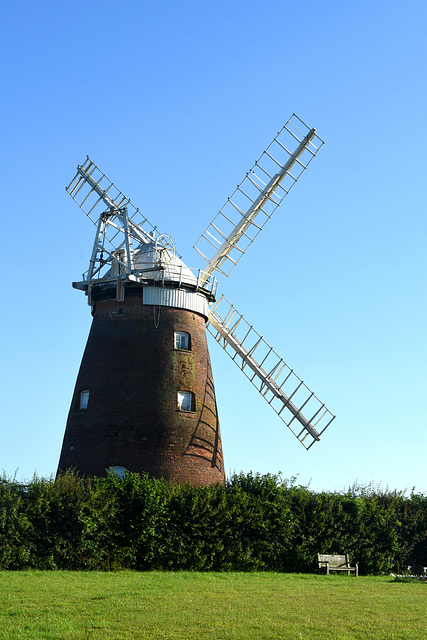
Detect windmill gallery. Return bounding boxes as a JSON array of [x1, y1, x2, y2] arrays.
[[57, 114, 335, 485]]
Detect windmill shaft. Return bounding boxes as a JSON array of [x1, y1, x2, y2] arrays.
[[200, 128, 316, 285]]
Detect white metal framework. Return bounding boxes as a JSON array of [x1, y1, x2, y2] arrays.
[[66, 157, 217, 302], [66, 157, 157, 283], [194, 114, 324, 285], [207, 297, 334, 449], [67, 157, 157, 244]]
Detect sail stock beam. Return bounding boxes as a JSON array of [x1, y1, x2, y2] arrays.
[[66, 156, 158, 251], [66, 156, 164, 288]]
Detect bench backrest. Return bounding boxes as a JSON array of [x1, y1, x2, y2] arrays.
[[317, 553, 350, 568]]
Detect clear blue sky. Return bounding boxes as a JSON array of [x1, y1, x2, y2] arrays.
[[1, 0, 426, 493]]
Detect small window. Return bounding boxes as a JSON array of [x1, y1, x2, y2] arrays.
[[174, 331, 190, 350], [177, 391, 195, 412], [109, 466, 127, 479], [79, 390, 90, 410]]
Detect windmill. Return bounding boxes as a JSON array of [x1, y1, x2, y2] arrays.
[[57, 113, 335, 485]]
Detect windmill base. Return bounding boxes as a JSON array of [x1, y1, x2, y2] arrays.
[[57, 292, 225, 486]]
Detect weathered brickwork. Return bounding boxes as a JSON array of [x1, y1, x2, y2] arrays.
[[57, 289, 225, 485]]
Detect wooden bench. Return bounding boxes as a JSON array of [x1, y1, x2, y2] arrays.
[[317, 553, 359, 577]]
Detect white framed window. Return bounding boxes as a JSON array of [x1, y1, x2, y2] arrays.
[[177, 391, 195, 412], [174, 331, 190, 350], [79, 390, 90, 410]]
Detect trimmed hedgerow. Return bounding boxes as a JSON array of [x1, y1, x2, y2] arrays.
[[0, 471, 425, 573]]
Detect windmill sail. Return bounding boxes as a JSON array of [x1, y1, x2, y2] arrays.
[[66, 156, 159, 254], [194, 114, 324, 285], [207, 296, 335, 449], [66, 157, 164, 286]]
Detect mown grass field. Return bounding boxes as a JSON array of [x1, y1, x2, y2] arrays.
[[0, 571, 426, 639]]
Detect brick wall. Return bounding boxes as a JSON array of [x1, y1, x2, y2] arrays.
[[57, 289, 225, 486]]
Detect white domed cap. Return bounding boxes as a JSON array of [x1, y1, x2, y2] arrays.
[[132, 241, 198, 286], [106, 240, 198, 289]]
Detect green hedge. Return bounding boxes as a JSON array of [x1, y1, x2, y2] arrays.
[[0, 472, 426, 573]]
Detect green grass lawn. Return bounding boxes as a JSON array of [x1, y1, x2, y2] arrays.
[[0, 572, 425, 639]]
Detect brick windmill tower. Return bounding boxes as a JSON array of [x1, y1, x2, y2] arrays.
[[57, 114, 335, 485]]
